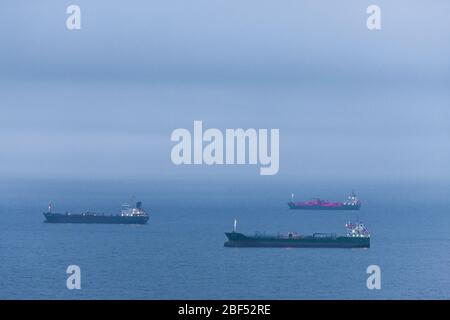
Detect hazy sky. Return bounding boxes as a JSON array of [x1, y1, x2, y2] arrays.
[[0, 1, 449, 181]]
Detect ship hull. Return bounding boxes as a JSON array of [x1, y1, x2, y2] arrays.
[[43, 212, 149, 224], [288, 202, 361, 210], [224, 232, 369, 248]]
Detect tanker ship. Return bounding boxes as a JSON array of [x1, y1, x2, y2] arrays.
[[224, 220, 370, 248], [288, 191, 361, 210], [43, 201, 149, 224]]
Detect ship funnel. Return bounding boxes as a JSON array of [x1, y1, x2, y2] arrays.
[[136, 201, 142, 209]]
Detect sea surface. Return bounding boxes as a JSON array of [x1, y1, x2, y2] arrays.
[[1, 179, 449, 299]]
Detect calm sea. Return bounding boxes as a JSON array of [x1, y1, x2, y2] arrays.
[[1, 179, 449, 299]]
